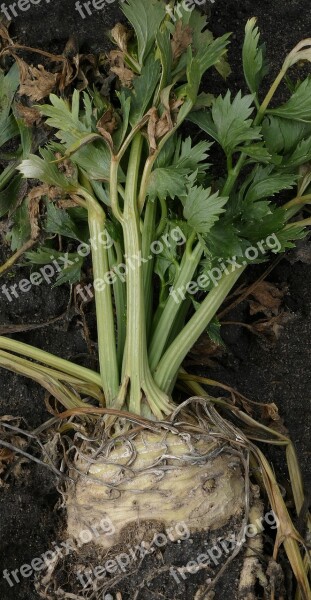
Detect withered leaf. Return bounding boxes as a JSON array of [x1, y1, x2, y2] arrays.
[[55, 154, 77, 179], [147, 107, 158, 153], [59, 59, 76, 93], [28, 193, 41, 240], [111, 23, 131, 52], [76, 66, 89, 91], [109, 50, 134, 87], [63, 36, 79, 60], [186, 332, 225, 368], [97, 108, 118, 149], [0, 22, 13, 45], [0, 416, 28, 480], [171, 21, 193, 62], [249, 281, 286, 317], [17, 58, 58, 102], [147, 105, 173, 153], [251, 312, 292, 342], [28, 184, 59, 202], [14, 102, 41, 127], [155, 111, 171, 139], [0, 415, 20, 424], [261, 406, 288, 436], [56, 199, 80, 209], [262, 402, 280, 422]]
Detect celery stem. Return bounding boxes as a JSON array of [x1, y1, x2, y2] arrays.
[[154, 267, 245, 393]]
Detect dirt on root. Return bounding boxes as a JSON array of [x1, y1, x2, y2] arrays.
[[0, 1, 311, 599], [35, 520, 246, 600]]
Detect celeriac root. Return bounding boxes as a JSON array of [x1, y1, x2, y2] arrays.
[[66, 426, 245, 550]]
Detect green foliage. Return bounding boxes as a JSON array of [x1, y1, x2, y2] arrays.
[[18, 148, 77, 191], [0, 175, 23, 218], [38, 93, 112, 182], [126, 57, 161, 126], [7, 5, 311, 419], [262, 115, 311, 168], [147, 137, 211, 201], [243, 18, 268, 98], [0, 63, 20, 133], [241, 166, 297, 203], [25, 247, 84, 285], [122, 0, 166, 65], [268, 77, 311, 122], [206, 317, 225, 347], [183, 186, 228, 234], [188, 91, 262, 155], [0, 114, 19, 148], [14, 10, 311, 305], [0, 63, 32, 217], [45, 203, 88, 242], [8, 201, 31, 251], [147, 166, 188, 202]]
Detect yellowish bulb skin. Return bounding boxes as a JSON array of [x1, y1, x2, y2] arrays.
[[66, 431, 245, 549]]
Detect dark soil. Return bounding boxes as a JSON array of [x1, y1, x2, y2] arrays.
[[0, 1, 311, 599]]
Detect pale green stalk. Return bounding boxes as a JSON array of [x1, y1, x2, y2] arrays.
[[0, 336, 102, 386], [87, 203, 119, 403], [154, 267, 246, 394], [149, 239, 203, 371]]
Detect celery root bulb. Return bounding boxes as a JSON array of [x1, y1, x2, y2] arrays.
[[36, 413, 249, 599], [66, 429, 245, 550]]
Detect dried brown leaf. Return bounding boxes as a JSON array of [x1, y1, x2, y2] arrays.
[[0, 417, 28, 480], [63, 36, 79, 60], [17, 58, 58, 101], [97, 108, 118, 149], [155, 112, 171, 139], [111, 23, 131, 52], [147, 107, 158, 153], [171, 21, 193, 61], [28, 185, 61, 205], [55, 154, 77, 179], [0, 415, 21, 423], [0, 21, 13, 46], [186, 332, 225, 368], [56, 199, 80, 209], [28, 195, 40, 240], [14, 102, 41, 127], [262, 402, 280, 422], [147, 105, 172, 153], [252, 312, 292, 342], [109, 50, 134, 87], [76, 66, 89, 91], [249, 281, 286, 317]]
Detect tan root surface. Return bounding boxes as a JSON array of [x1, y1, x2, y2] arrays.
[[66, 428, 246, 549], [36, 401, 252, 598]]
